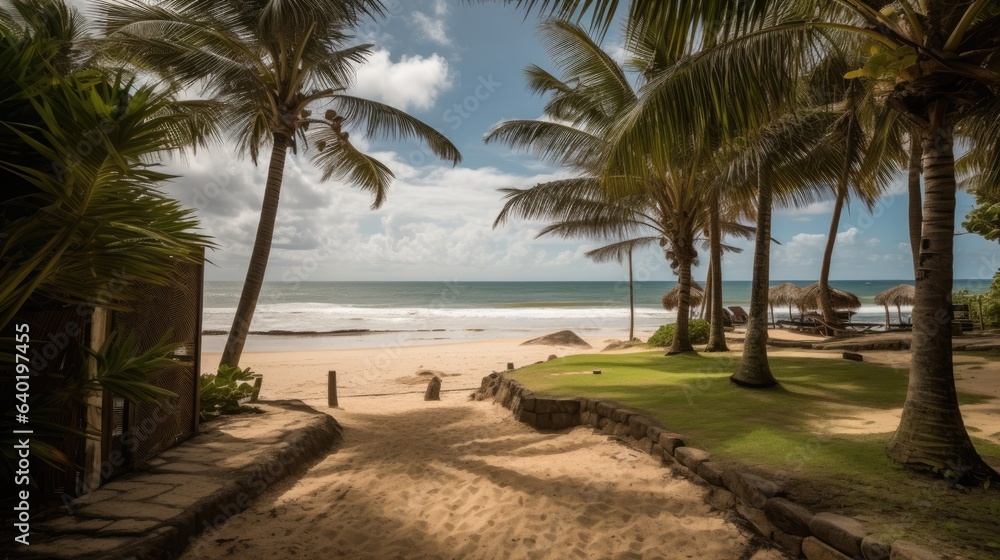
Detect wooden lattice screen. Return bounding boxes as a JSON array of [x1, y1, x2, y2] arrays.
[[107, 256, 203, 474]]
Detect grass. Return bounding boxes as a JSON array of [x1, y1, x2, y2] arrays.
[[510, 351, 1000, 559]]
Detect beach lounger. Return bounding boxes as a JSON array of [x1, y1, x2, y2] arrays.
[[727, 306, 749, 325], [952, 304, 975, 332], [803, 312, 861, 337]]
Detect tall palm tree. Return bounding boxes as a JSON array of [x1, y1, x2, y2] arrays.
[[502, 0, 1000, 482], [487, 20, 757, 354], [100, 0, 462, 368], [809, 55, 905, 328]]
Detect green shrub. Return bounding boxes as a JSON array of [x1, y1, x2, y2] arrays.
[[200, 365, 262, 420], [647, 319, 711, 347], [954, 270, 1000, 329]]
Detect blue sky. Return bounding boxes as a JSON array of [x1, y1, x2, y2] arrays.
[[135, 0, 1000, 284]]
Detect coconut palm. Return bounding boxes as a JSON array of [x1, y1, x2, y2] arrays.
[[487, 20, 758, 354], [501, 0, 1000, 482], [807, 55, 904, 328], [100, 0, 462, 368]]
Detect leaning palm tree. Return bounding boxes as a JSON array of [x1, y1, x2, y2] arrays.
[[100, 0, 462, 368], [807, 52, 904, 328]]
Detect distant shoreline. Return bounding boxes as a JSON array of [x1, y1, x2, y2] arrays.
[[201, 328, 487, 337]]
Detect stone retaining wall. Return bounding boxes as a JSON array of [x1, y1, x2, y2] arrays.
[[475, 372, 941, 560]]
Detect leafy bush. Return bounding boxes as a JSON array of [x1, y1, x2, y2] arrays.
[[954, 270, 1000, 329], [647, 319, 711, 347], [200, 365, 262, 420]]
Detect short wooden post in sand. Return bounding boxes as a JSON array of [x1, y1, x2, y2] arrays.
[[506, 362, 514, 371], [328, 370, 339, 408], [424, 376, 441, 401], [249, 374, 263, 402]]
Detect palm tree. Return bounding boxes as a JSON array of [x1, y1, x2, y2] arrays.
[[100, 0, 462, 368], [809, 55, 905, 329], [487, 20, 758, 354], [500, 0, 1000, 482]]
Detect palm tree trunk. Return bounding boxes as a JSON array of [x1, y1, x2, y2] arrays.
[[818, 184, 847, 329], [702, 260, 713, 322], [668, 257, 695, 355], [908, 133, 923, 278], [220, 133, 289, 368], [886, 108, 997, 484], [706, 194, 728, 352], [628, 247, 634, 341], [731, 181, 777, 387]]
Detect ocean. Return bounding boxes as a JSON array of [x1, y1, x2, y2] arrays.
[[200, 280, 982, 351]]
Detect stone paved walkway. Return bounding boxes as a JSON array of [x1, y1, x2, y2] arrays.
[[12, 401, 340, 560]]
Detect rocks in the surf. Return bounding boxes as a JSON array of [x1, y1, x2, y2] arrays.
[[521, 330, 592, 348], [424, 376, 442, 401], [548, 354, 557, 361]]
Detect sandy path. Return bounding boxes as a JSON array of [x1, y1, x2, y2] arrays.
[[180, 392, 786, 560]]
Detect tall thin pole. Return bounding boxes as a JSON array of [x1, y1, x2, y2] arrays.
[[628, 247, 635, 340]]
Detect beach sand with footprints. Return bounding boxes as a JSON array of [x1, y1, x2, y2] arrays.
[[181, 333, 1000, 559]]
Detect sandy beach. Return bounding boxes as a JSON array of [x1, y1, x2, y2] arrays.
[[182, 330, 1000, 559]]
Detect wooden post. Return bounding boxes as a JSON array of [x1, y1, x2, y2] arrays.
[[249, 375, 263, 403], [978, 297, 985, 331], [328, 370, 338, 408], [506, 362, 514, 371]]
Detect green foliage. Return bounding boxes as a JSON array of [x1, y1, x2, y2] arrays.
[[1, 330, 182, 470], [199, 365, 261, 420], [0, 1, 214, 472], [963, 191, 1000, 242], [647, 319, 710, 347], [954, 270, 1000, 329]]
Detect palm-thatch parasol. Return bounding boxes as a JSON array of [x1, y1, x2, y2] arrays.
[[874, 284, 915, 328], [768, 282, 804, 325], [662, 281, 704, 315], [796, 282, 861, 312]]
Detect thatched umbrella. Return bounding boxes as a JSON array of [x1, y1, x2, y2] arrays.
[[768, 282, 804, 325], [796, 282, 861, 312], [662, 281, 704, 315], [874, 284, 915, 328]]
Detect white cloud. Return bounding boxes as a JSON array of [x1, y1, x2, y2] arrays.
[[412, 12, 450, 45], [352, 50, 452, 112], [162, 143, 608, 281], [866, 237, 880, 247], [836, 227, 861, 245], [412, 0, 451, 46]]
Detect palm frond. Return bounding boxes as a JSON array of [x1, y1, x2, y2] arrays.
[[308, 127, 394, 208], [331, 94, 461, 165]]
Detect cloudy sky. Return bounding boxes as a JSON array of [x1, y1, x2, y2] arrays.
[[132, 0, 997, 284]]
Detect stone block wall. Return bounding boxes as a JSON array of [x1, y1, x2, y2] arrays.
[[475, 372, 942, 560]]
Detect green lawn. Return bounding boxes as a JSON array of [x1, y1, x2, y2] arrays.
[[510, 351, 1000, 559]]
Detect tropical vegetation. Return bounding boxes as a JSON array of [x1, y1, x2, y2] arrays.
[[199, 365, 262, 420], [99, 0, 463, 368], [0, 0, 214, 470], [490, 0, 1000, 483]]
